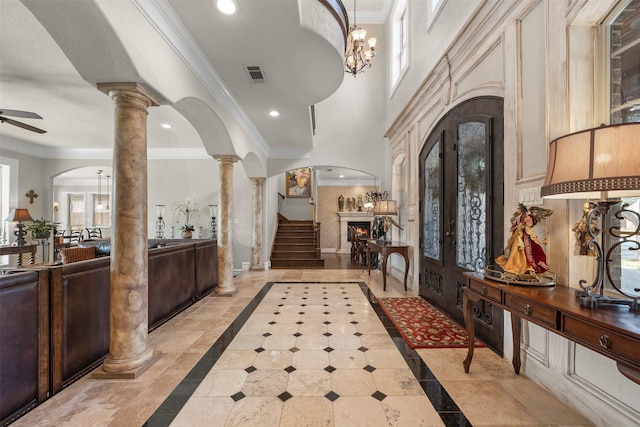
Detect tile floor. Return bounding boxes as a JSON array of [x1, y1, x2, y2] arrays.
[[12, 266, 593, 427]]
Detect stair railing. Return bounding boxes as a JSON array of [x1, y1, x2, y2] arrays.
[[314, 222, 321, 258]]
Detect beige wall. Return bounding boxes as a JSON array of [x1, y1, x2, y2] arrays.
[[317, 185, 375, 252]]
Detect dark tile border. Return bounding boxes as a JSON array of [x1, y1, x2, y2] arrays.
[[144, 281, 472, 427], [143, 282, 273, 426], [357, 282, 472, 427]]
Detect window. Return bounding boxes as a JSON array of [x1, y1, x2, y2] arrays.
[[608, 0, 640, 297], [610, 0, 640, 123], [391, 0, 409, 88], [68, 194, 85, 230], [393, 156, 407, 242]]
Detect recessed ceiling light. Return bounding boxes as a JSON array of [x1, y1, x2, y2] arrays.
[[217, 0, 237, 15], [161, 123, 173, 129], [269, 110, 280, 117], [339, 174, 345, 178]]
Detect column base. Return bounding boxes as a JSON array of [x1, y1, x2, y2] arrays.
[[92, 350, 162, 379], [213, 285, 237, 296]]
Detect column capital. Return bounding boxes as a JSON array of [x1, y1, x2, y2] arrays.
[[213, 155, 241, 164], [97, 82, 161, 107], [250, 177, 266, 184]]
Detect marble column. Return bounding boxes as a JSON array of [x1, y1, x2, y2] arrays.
[[214, 155, 239, 295], [250, 177, 265, 270], [94, 83, 161, 378]]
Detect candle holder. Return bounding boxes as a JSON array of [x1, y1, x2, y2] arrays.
[[209, 205, 218, 240], [155, 204, 165, 239]]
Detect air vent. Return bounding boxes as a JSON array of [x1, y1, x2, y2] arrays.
[[246, 65, 266, 83]]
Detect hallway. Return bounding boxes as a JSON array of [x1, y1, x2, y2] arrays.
[[12, 263, 592, 426]]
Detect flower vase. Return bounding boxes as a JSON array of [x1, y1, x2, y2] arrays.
[[181, 230, 192, 239]]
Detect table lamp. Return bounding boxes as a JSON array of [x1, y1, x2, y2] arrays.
[[541, 123, 640, 311], [373, 200, 398, 242], [4, 208, 34, 246]]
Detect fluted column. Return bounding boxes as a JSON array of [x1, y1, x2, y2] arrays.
[[214, 155, 239, 295], [250, 177, 265, 270], [95, 83, 161, 377]]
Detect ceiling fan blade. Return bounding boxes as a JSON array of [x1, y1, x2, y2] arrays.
[[0, 109, 43, 119], [0, 116, 47, 133]]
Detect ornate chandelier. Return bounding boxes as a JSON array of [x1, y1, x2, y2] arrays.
[[344, 0, 377, 77]]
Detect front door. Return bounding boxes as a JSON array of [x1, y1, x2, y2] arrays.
[[419, 97, 504, 352]]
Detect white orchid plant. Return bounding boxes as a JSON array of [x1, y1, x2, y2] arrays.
[[173, 196, 201, 231]]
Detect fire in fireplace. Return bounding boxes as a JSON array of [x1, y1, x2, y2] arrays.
[[348, 221, 371, 241]]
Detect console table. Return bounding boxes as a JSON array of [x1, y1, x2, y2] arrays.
[[0, 244, 37, 266], [462, 272, 640, 384], [366, 240, 409, 291]]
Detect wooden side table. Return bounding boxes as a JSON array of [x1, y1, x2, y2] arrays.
[[366, 240, 410, 291], [0, 244, 37, 266], [462, 272, 640, 384]]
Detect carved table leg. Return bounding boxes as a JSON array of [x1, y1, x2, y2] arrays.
[[511, 313, 521, 374], [462, 288, 479, 373], [381, 251, 388, 291], [402, 253, 409, 291]]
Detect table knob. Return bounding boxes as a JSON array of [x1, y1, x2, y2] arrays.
[[599, 334, 610, 349], [523, 304, 532, 316], [481, 285, 487, 295]]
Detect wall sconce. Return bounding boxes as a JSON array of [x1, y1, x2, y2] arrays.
[[541, 123, 640, 311], [53, 202, 59, 212]]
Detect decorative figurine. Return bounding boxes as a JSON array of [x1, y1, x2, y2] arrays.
[[338, 195, 344, 212], [496, 203, 554, 276], [572, 201, 597, 256]]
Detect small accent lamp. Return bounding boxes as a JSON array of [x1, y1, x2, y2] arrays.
[[4, 208, 34, 246], [541, 123, 640, 311]]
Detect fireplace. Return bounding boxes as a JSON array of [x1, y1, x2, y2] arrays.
[[348, 221, 371, 240], [337, 212, 373, 253]]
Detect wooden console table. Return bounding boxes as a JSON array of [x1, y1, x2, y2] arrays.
[[0, 244, 37, 266], [366, 240, 409, 291], [462, 272, 640, 384]]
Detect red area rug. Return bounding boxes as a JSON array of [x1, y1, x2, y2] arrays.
[[377, 297, 484, 349]]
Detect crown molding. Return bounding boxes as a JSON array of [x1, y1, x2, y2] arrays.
[[0, 135, 210, 160]]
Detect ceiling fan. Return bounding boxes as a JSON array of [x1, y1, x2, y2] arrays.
[[0, 109, 47, 134]]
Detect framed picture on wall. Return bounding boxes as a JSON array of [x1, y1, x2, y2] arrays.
[[286, 167, 311, 198]]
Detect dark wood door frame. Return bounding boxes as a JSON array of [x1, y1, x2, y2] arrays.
[[419, 96, 505, 353]]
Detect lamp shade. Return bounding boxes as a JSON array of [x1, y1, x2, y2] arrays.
[[374, 200, 397, 215], [541, 123, 640, 199], [4, 208, 33, 222]]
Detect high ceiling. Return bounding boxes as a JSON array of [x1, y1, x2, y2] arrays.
[[0, 0, 391, 180]]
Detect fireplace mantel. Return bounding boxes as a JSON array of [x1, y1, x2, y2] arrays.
[[337, 211, 374, 253]]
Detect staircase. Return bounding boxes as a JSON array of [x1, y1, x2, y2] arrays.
[[271, 219, 324, 269]]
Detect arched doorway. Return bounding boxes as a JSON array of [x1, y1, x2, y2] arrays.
[[419, 96, 504, 351]]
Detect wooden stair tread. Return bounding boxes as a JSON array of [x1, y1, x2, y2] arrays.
[[271, 218, 322, 269]]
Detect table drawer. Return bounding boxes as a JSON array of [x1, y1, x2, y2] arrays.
[[467, 278, 502, 303], [563, 315, 640, 362], [504, 293, 558, 328]]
